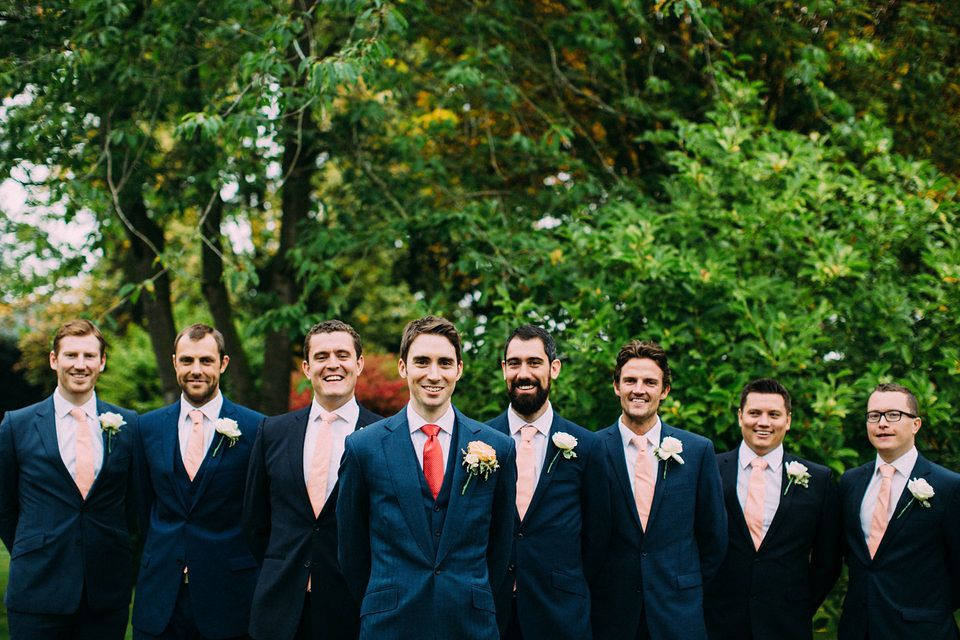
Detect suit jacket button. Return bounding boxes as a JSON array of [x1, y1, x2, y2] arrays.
[[434, 569, 441, 575], [434, 505, 441, 512], [508, 564, 516, 572], [304, 561, 311, 568], [434, 529, 441, 537], [517, 533, 524, 539]]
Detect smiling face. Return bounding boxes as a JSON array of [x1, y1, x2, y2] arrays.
[[302, 331, 364, 411], [613, 357, 670, 435], [399, 333, 463, 422], [50, 334, 106, 406], [174, 334, 229, 407], [867, 390, 921, 463], [502, 337, 560, 422], [739, 392, 791, 456]]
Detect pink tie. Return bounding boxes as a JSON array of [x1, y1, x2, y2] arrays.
[[307, 412, 337, 517], [71, 408, 95, 499], [184, 409, 205, 481], [632, 436, 655, 529], [745, 457, 768, 549], [867, 464, 896, 558], [422, 424, 443, 499], [516, 425, 538, 520]]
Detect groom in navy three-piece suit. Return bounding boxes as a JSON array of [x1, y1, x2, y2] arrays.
[[486, 325, 609, 640], [592, 340, 727, 640], [0, 320, 138, 640], [133, 324, 264, 640], [338, 316, 516, 640], [838, 383, 960, 640]]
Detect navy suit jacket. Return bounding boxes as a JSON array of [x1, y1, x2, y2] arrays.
[[337, 406, 516, 640], [839, 454, 960, 640], [592, 420, 727, 640], [133, 396, 264, 638], [486, 411, 610, 640], [704, 449, 842, 640], [0, 395, 138, 614], [243, 403, 381, 640]]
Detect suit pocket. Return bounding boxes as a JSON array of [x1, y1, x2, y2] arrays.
[[900, 607, 945, 623], [471, 585, 496, 613], [10, 532, 45, 558], [676, 572, 702, 589], [551, 570, 587, 597], [361, 586, 398, 616]]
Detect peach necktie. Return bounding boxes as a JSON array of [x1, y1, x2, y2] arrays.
[[516, 425, 538, 520], [307, 412, 337, 517], [70, 408, 95, 499], [632, 435, 655, 529], [184, 409, 205, 481], [744, 457, 768, 549], [867, 464, 896, 558]]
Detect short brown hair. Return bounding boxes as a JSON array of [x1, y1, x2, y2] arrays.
[[303, 320, 362, 360], [174, 323, 226, 358], [612, 339, 671, 389], [400, 316, 462, 363], [52, 319, 106, 356], [871, 382, 919, 416]]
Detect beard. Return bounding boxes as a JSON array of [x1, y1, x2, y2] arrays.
[[508, 378, 550, 417]]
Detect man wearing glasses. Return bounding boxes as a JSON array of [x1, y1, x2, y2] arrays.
[[838, 382, 960, 639]]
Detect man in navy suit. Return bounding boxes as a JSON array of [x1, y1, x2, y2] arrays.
[[0, 318, 138, 640], [133, 323, 264, 640], [592, 339, 726, 640], [838, 382, 960, 640], [338, 315, 516, 640], [486, 325, 609, 640], [704, 378, 841, 640], [243, 319, 382, 640]]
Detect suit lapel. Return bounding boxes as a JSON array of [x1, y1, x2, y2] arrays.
[[283, 408, 313, 516], [33, 397, 80, 496], [761, 454, 797, 547], [646, 426, 674, 529], [382, 414, 434, 561], [845, 463, 873, 561], [603, 426, 643, 532], [435, 411, 480, 566], [719, 452, 752, 544], [164, 402, 192, 510], [523, 419, 560, 518], [874, 456, 930, 558], [190, 399, 234, 504]]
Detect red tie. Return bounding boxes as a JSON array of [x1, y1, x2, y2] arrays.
[[422, 424, 443, 499]]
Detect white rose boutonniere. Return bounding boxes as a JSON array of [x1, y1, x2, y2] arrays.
[[461, 440, 499, 495], [653, 436, 684, 479], [99, 412, 126, 454], [897, 477, 935, 518], [213, 418, 241, 457], [783, 460, 811, 495], [547, 432, 578, 474]]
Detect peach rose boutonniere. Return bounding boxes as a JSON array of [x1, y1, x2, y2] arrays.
[[213, 418, 241, 457], [99, 412, 126, 454], [653, 436, 684, 479], [897, 477, 935, 519], [546, 432, 578, 474], [461, 440, 500, 495]]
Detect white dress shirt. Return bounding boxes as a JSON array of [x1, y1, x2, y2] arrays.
[[303, 395, 359, 503], [53, 388, 104, 479], [619, 416, 662, 501], [177, 391, 223, 467], [407, 404, 455, 471], [507, 401, 554, 494], [859, 446, 918, 543], [736, 442, 784, 539]]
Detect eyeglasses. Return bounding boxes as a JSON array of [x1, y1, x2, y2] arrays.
[[865, 410, 918, 423]]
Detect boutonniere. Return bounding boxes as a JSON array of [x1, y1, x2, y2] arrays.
[[783, 460, 811, 495], [547, 432, 578, 473], [897, 477, 934, 518], [212, 418, 241, 457], [461, 440, 500, 495], [653, 436, 684, 479], [99, 412, 126, 454]]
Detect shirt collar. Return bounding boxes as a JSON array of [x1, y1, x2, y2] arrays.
[[738, 441, 784, 472], [53, 388, 98, 420], [618, 415, 662, 450], [179, 390, 223, 425], [508, 401, 554, 437], [407, 403, 455, 436], [309, 395, 359, 425], [874, 446, 918, 478]]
